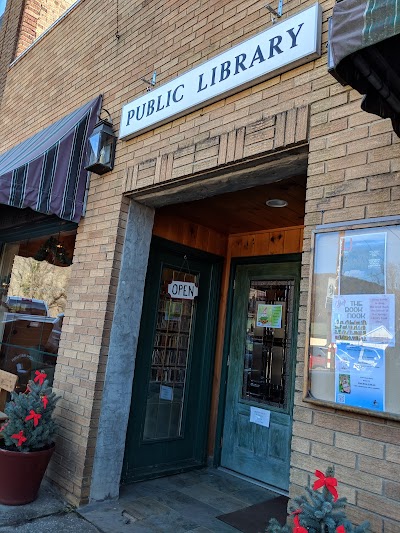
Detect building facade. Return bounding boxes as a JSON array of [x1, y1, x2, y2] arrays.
[[0, 0, 399, 531]]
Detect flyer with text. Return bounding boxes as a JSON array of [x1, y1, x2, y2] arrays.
[[332, 293, 394, 411], [256, 304, 282, 328]]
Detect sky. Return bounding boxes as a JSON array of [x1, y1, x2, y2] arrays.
[[0, 1, 5, 16]]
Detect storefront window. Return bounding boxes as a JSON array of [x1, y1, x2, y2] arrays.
[[305, 223, 400, 417], [0, 233, 74, 391]]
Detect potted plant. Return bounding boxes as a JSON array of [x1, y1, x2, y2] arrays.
[[0, 370, 59, 505], [267, 467, 370, 533]]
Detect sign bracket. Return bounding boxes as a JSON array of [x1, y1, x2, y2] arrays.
[[265, 0, 283, 23]]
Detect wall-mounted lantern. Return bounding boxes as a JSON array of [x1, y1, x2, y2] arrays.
[[85, 113, 117, 175]]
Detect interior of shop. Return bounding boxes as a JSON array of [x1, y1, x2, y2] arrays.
[[0, 229, 76, 391]]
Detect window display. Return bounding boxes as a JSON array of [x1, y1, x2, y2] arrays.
[[0, 233, 74, 391], [305, 223, 400, 417]]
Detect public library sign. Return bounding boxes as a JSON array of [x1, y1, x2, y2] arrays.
[[119, 3, 322, 140]]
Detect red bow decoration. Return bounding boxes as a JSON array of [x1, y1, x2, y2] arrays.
[[12, 430, 27, 447], [292, 510, 307, 533], [313, 470, 338, 501], [41, 394, 48, 409], [336, 526, 346, 533], [34, 370, 47, 385], [25, 409, 42, 427]]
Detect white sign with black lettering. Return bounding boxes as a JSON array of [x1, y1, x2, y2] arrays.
[[168, 281, 198, 300], [119, 4, 322, 139]]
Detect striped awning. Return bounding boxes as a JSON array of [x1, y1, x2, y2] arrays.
[[0, 95, 102, 223], [329, 0, 400, 136]]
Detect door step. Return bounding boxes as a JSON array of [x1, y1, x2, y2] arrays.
[[218, 466, 289, 497]]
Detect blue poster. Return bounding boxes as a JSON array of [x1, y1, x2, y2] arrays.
[[339, 232, 386, 295], [335, 342, 385, 411]]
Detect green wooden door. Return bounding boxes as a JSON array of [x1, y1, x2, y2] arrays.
[[221, 261, 300, 491], [122, 239, 220, 483]]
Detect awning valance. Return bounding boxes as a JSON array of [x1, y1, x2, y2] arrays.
[[329, 0, 400, 136], [0, 95, 102, 222]]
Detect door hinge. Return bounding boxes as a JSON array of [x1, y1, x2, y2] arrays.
[[233, 279, 236, 290], [227, 354, 230, 367], [220, 436, 223, 448]]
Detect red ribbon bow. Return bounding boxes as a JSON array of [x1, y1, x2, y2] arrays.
[[41, 394, 49, 409], [292, 510, 307, 533], [313, 470, 338, 501], [336, 526, 346, 533], [12, 430, 27, 447], [25, 409, 42, 427], [34, 370, 47, 385]]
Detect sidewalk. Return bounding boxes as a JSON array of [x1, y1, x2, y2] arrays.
[[0, 469, 281, 532], [0, 481, 100, 533]]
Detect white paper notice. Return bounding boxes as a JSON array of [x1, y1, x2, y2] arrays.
[[160, 385, 173, 401], [250, 406, 270, 427]]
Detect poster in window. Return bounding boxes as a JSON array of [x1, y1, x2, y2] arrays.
[[332, 294, 395, 346], [256, 304, 282, 328], [332, 293, 395, 412], [339, 232, 386, 295], [335, 341, 385, 411], [164, 301, 183, 321]]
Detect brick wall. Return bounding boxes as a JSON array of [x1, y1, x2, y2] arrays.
[[291, 89, 400, 530], [0, 0, 75, 102], [0, 0, 399, 521], [16, 0, 75, 57], [0, 0, 25, 102]]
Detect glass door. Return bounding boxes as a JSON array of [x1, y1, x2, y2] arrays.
[[143, 267, 198, 441], [221, 261, 300, 491], [122, 240, 220, 483]]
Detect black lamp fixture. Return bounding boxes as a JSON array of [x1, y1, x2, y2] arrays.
[[85, 109, 117, 175]]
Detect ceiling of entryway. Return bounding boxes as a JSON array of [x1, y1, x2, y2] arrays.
[[156, 174, 306, 234]]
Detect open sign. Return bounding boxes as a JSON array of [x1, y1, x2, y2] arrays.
[[168, 281, 198, 300]]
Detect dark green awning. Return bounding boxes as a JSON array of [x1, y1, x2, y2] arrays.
[[329, 0, 400, 136]]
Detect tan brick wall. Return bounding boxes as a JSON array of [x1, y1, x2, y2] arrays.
[[291, 3, 400, 531], [16, 0, 75, 57], [35, 0, 75, 39], [0, 0, 75, 103], [0, 0, 399, 520], [0, 0, 25, 102]]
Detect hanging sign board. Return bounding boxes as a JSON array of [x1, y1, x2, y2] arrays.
[[119, 3, 322, 139], [168, 281, 198, 300]]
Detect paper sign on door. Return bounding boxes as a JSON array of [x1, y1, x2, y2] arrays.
[[160, 385, 173, 401], [250, 406, 270, 427], [256, 304, 282, 328]]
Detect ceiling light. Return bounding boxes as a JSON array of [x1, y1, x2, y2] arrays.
[[266, 198, 288, 208]]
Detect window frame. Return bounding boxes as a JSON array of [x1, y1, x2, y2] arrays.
[[303, 216, 400, 422]]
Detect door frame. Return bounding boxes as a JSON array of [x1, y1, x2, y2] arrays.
[[214, 253, 302, 469], [122, 236, 223, 483]]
